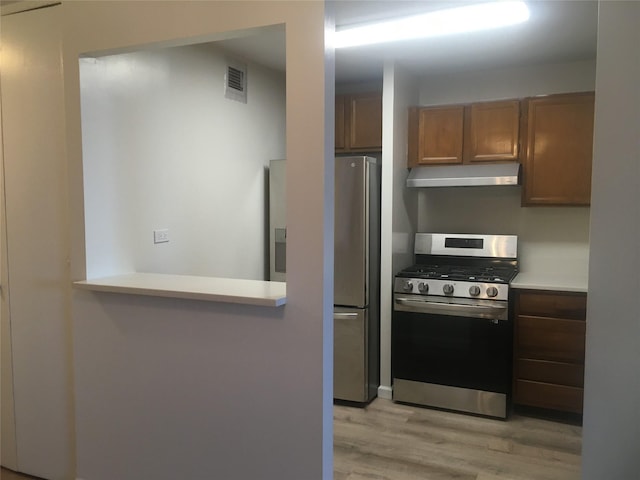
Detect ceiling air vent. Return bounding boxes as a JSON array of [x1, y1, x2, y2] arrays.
[[225, 62, 247, 104]]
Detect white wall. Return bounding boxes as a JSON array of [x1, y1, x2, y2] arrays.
[[387, 63, 419, 290], [379, 61, 419, 397], [418, 187, 590, 278], [418, 59, 596, 105], [416, 59, 596, 278], [582, 2, 640, 478], [0, 5, 74, 479], [335, 80, 382, 95], [0, 57, 19, 473], [64, 2, 332, 479], [80, 42, 286, 281]]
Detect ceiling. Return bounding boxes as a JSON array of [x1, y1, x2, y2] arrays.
[[218, 0, 597, 85], [1, 2, 598, 83], [333, 0, 598, 84]]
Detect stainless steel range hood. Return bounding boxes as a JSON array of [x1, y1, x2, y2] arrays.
[[406, 163, 520, 188]]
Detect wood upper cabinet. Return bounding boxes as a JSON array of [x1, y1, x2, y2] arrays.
[[522, 92, 595, 206], [409, 105, 464, 166], [513, 290, 587, 414], [335, 91, 382, 152], [408, 100, 520, 167], [349, 92, 382, 150], [464, 100, 520, 163]]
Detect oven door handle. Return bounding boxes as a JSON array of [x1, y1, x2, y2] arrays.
[[394, 296, 508, 320]]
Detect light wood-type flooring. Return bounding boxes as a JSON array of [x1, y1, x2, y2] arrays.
[[334, 398, 582, 480], [1, 398, 581, 480]]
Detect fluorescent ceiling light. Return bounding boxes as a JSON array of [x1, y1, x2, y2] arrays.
[[334, 1, 530, 49]]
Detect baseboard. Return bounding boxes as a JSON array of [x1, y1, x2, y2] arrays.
[[377, 385, 392, 400]]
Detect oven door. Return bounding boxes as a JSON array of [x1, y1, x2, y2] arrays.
[[392, 293, 512, 417]]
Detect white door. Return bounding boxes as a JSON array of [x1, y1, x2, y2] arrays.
[[0, 5, 74, 478], [0, 84, 19, 472]]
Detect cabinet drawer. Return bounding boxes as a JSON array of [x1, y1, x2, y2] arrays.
[[515, 379, 583, 413], [518, 291, 586, 319], [517, 315, 585, 363], [516, 358, 584, 388]]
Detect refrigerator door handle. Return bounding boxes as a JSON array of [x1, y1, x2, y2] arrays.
[[333, 312, 359, 318], [274, 227, 286, 273]]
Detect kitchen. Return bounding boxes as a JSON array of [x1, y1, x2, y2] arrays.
[[333, 1, 593, 416], [0, 2, 638, 480], [77, 0, 592, 416]]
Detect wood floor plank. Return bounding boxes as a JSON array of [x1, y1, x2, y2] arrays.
[[334, 398, 581, 480]]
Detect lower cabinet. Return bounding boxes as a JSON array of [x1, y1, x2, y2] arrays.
[[513, 290, 587, 414]]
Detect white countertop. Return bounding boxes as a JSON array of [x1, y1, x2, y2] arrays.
[[511, 272, 588, 293], [513, 241, 589, 293], [74, 273, 287, 307]]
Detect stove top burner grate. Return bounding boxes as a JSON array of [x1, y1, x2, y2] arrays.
[[398, 263, 518, 284]]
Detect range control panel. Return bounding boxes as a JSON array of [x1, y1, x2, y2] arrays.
[[394, 277, 509, 301]]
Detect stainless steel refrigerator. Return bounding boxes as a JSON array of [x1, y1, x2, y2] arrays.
[[333, 155, 380, 403], [269, 156, 380, 404]]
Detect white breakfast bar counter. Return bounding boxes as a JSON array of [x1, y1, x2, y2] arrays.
[[74, 273, 287, 307]]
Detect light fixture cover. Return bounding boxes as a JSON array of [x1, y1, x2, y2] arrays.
[[335, 1, 530, 49]]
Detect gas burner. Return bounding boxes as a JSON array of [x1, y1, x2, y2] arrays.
[[397, 264, 517, 284]]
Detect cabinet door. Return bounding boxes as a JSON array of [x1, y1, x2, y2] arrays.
[[348, 92, 382, 151], [416, 105, 464, 165], [465, 100, 520, 163], [335, 94, 346, 151], [522, 92, 595, 205]]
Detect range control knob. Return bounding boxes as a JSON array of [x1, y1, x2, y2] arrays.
[[443, 284, 454, 295], [418, 282, 429, 293], [403, 281, 414, 292], [469, 285, 481, 296], [486, 286, 499, 298]]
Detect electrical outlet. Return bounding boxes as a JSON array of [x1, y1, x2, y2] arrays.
[[153, 229, 169, 244]]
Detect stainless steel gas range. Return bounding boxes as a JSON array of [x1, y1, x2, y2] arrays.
[[392, 233, 518, 419]]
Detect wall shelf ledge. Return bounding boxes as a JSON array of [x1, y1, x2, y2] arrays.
[[74, 273, 286, 307]]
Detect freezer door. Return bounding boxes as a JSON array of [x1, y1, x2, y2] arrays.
[[334, 307, 368, 402], [334, 156, 369, 307]]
